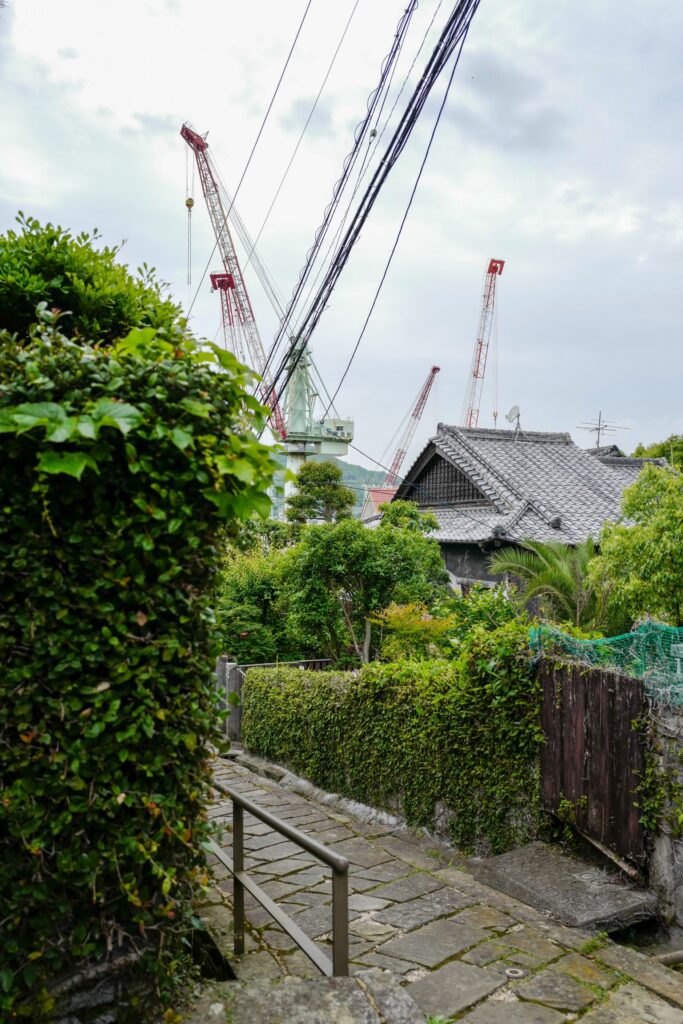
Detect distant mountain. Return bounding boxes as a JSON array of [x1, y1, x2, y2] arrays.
[[272, 455, 385, 516]]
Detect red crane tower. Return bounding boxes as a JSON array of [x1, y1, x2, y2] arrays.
[[385, 365, 440, 485], [460, 258, 505, 429], [180, 122, 286, 437]]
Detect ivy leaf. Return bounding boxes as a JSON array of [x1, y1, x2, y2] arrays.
[[170, 427, 193, 451], [90, 398, 142, 435], [76, 416, 96, 439], [180, 398, 212, 419], [38, 451, 99, 479], [0, 410, 16, 433], [46, 417, 77, 443], [12, 402, 69, 435]]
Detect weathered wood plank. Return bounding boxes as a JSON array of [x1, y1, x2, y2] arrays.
[[539, 659, 646, 865]]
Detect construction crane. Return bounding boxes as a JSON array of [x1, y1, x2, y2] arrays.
[[385, 366, 440, 485], [180, 122, 286, 437], [460, 258, 505, 429]]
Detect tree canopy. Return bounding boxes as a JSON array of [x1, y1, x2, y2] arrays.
[[632, 435, 681, 471], [285, 459, 355, 523], [217, 501, 449, 664], [589, 464, 683, 626]]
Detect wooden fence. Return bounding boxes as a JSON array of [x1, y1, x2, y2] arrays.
[[539, 659, 647, 865]]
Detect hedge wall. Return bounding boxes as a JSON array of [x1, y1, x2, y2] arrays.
[[241, 621, 543, 855], [0, 320, 277, 1016]]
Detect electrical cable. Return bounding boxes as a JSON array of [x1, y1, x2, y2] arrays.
[[300, 0, 444, 317], [186, 0, 314, 318], [320, 34, 464, 419], [264, 0, 482, 420], [241, 0, 363, 280], [261, 1, 419, 381]]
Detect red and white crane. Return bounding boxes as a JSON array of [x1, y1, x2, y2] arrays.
[[385, 365, 440, 485], [180, 122, 286, 437], [460, 258, 505, 429]]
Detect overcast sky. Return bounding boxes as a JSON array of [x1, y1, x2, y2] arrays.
[[2, 0, 682, 471]]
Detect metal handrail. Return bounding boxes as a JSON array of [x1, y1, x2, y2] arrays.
[[210, 780, 350, 976]]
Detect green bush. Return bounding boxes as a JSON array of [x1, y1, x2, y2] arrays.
[[242, 620, 542, 853], [0, 317, 277, 1015], [0, 213, 182, 344]]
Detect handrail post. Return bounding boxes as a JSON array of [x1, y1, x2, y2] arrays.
[[233, 800, 245, 954], [331, 864, 349, 977]]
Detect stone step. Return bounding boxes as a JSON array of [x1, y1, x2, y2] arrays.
[[467, 841, 657, 932], [183, 969, 425, 1024]]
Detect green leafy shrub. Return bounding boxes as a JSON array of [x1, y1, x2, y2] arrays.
[[242, 620, 542, 853], [370, 602, 458, 660], [434, 584, 519, 645], [0, 213, 182, 344], [0, 317, 277, 1015]]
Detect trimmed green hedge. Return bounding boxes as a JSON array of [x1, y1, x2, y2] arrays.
[[0, 319, 277, 1015], [242, 621, 543, 854]]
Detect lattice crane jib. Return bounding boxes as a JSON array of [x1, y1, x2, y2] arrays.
[[180, 123, 286, 437], [385, 365, 440, 486], [460, 258, 504, 429]]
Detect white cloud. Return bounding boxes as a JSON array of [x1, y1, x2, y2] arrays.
[[1, 0, 682, 466]]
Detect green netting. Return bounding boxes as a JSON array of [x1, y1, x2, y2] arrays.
[[530, 621, 683, 705]]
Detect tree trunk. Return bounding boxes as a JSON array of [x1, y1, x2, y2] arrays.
[[339, 597, 362, 662], [362, 618, 372, 664]]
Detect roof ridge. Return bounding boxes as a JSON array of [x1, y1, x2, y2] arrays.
[[439, 424, 573, 444]]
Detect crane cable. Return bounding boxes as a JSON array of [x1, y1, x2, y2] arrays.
[[260, 1, 419, 381], [263, 0, 482, 419], [320, 33, 465, 420], [185, 0, 314, 318]]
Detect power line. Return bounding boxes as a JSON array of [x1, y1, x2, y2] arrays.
[[264, 0, 482, 417], [321, 30, 466, 418], [261, 1, 419, 381], [297, 0, 445, 319], [241, 0, 363, 280], [186, 0, 314, 317]]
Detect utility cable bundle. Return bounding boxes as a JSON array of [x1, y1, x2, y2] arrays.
[[263, 0, 482, 413]]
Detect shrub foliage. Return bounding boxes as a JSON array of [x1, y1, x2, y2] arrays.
[[241, 620, 542, 854], [0, 316, 277, 1013]]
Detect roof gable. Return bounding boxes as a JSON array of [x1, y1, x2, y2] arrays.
[[404, 451, 491, 506]]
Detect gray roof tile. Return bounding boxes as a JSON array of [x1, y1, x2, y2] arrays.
[[394, 425, 665, 545]]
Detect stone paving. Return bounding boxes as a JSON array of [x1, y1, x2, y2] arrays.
[[196, 754, 683, 1023]]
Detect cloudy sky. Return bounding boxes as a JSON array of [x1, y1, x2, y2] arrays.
[[2, 0, 682, 472]]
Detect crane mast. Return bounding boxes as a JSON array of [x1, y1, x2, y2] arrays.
[[460, 258, 504, 429], [385, 366, 440, 486], [180, 122, 286, 436]]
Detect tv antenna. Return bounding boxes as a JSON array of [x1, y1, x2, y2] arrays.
[[577, 411, 629, 449]]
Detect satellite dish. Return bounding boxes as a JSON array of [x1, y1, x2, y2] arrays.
[[505, 405, 520, 425]]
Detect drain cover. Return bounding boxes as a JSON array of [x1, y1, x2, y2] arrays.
[[505, 967, 527, 979]]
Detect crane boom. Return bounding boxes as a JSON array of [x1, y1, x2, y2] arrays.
[[460, 258, 504, 429], [180, 122, 286, 436], [385, 365, 440, 486]]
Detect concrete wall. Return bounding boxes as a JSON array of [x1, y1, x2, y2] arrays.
[[649, 705, 683, 926]]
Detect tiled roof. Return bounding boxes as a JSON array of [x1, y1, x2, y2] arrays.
[[394, 425, 665, 545], [360, 486, 398, 521]]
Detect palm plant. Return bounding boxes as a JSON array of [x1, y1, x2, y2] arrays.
[[488, 537, 609, 630]]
